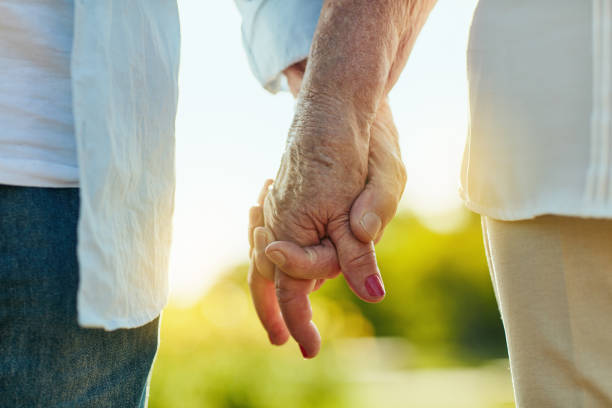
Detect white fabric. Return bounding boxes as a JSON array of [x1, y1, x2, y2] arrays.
[[0, 0, 78, 187], [0, 0, 180, 329], [71, 0, 180, 330], [460, 0, 612, 220], [0, 0, 316, 331], [235, 0, 324, 93]]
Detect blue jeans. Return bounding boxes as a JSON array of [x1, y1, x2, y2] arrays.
[[0, 186, 159, 407]]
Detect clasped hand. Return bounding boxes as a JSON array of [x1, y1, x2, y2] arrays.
[[247, 63, 406, 358]]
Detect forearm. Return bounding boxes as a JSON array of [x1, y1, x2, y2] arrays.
[[301, 0, 437, 130], [281, 0, 435, 198]]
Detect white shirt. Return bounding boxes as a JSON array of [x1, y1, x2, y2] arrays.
[[0, 0, 78, 187], [0, 0, 182, 330], [0, 0, 320, 330], [70, 0, 180, 329], [459, 0, 612, 220], [235, 0, 324, 93]]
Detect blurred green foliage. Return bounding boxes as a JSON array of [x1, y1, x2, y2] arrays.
[[149, 210, 511, 408], [337, 210, 508, 362]]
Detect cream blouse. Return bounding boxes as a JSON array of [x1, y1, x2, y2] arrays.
[[460, 0, 612, 220]]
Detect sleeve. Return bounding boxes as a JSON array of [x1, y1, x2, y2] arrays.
[[234, 0, 324, 93]]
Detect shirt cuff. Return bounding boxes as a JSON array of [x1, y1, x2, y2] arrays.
[[235, 0, 324, 93]]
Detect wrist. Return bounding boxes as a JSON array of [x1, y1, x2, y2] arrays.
[[291, 90, 370, 171], [303, 0, 406, 114]]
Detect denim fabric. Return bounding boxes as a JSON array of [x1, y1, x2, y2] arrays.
[[0, 185, 159, 408]]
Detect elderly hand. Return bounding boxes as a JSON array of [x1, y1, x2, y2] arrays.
[[247, 77, 406, 359], [261, 90, 381, 360], [248, 180, 334, 349], [248, 0, 437, 358], [283, 61, 405, 245]]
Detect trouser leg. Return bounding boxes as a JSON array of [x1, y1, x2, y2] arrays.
[[0, 185, 159, 408], [482, 215, 612, 408]]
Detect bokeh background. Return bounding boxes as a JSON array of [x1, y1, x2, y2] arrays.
[[149, 1, 516, 407]]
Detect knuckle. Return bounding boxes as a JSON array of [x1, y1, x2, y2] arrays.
[[275, 284, 296, 306], [374, 190, 399, 223], [304, 247, 317, 265], [387, 193, 403, 222], [345, 248, 376, 271], [327, 214, 351, 240]]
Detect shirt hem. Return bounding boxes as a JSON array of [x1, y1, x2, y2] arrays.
[[77, 298, 167, 331], [0, 158, 79, 187], [459, 187, 612, 221]]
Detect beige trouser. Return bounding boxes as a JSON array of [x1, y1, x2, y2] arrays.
[[482, 215, 612, 408]]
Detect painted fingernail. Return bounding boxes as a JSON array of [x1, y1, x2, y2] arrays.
[[299, 344, 308, 358], [365, 274, 385, 298], [254, 227, 268, 249], [267, 250, 286, 267], [360, 212, 381, 241]]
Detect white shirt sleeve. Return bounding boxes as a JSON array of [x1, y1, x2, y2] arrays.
[[234, 0, 323, 93]]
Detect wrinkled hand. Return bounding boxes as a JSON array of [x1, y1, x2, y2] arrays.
[[248, 66, 406, 359], [263, 92, 381, 359], [248, 0, 436, 358], [283, 62, 406, 245]]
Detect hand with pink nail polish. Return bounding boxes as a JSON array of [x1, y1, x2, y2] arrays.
[[247, 0, 436, 359], [256, 65, 405, 359], [262, 102, 383, 358]]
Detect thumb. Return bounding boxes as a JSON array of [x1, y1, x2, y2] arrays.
[[350, 123, 406, 242], [350, 183, 399, 244], [328, 217, 385, 303], [351, 98, 406, 244]]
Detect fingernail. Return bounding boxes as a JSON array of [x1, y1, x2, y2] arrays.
[[360, 212, 381, 240], [267, 250, 286, 267], [365, 274, 385, 298], [254, 228, 268, 248], [299, 344, 308, 358]]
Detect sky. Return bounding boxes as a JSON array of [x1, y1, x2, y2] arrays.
[[169, 0, 480, 302]]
